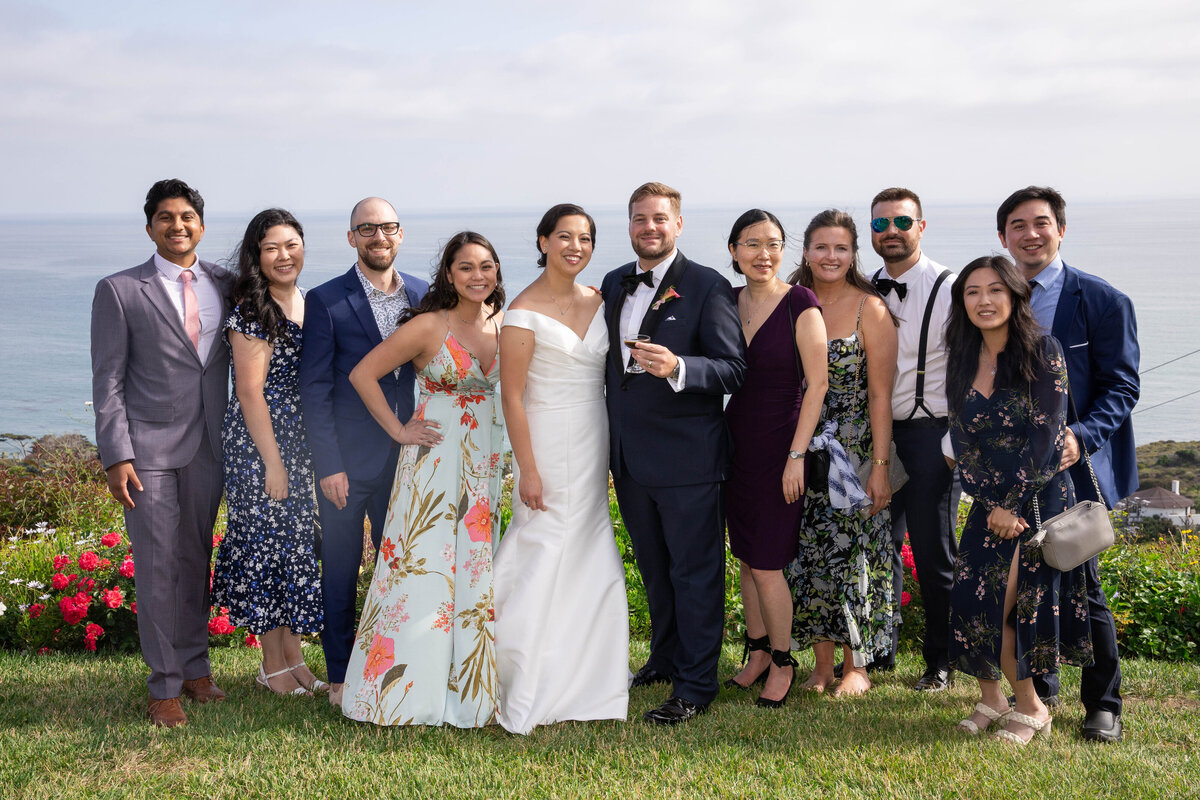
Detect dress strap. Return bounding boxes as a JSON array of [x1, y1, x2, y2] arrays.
[[854, 295, 868, 336]]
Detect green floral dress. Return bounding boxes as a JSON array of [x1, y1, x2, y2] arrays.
[[342, 330, 502, 727], [786, 329, 894, 666]]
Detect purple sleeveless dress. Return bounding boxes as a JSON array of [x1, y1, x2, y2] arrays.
[[724, 285, 819, 569]]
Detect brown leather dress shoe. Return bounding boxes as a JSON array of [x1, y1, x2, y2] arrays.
[[148, 697, 188, 728], [182, 675, 226, 703]]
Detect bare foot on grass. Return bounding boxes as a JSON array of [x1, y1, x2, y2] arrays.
[[832, 667, 871, 697], [801, 669, 834, 693]]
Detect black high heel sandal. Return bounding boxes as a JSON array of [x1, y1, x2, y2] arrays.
[[755, 649, 797, 708], [722, 633, 771, 689]]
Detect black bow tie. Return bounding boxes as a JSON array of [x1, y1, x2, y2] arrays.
[[873, 277, 907, 301], [621, 269, 655, 295]]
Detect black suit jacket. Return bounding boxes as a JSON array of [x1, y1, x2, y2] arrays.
[[601, 252, 746, 487]]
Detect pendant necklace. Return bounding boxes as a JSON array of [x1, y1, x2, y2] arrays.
[[549, 288, 576, 317]]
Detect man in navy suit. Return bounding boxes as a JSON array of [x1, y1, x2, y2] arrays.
[[602, 182, 746, 724], [299, 197, 429, 707], [998, 186, 1139, 742]]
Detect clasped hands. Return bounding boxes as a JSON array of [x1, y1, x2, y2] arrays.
[[987, 505, 1028, 539], [629, 342, 679, 380]]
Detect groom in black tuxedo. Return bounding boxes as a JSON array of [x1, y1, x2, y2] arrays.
[[602, 182, 746, 724]]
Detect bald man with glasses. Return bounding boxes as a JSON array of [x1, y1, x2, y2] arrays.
[[299, 197, 428, 707]]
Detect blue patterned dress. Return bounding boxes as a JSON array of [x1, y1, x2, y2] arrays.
[[948, 336, 1092, 680], [213, 306, 323, 636]]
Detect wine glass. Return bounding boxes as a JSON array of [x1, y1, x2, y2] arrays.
[[624, 334, 651, 374]]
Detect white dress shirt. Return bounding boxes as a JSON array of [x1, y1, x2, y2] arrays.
[[619, 250, 686, 391], [153, 252, 224, 364], [873, 253, 954, 420]]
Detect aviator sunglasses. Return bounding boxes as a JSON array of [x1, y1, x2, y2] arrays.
[[870, 216, 921, 233]]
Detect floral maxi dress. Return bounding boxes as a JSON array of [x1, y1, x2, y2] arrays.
[[213, 308, 323, 636], [948, 336, 1092, 680], [342, 330, 503, 727], [786, 318, 894, 666]]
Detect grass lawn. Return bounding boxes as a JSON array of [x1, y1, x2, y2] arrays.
[[1, 643, 1197, 799]]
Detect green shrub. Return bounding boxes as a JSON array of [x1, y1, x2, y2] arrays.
[[1101, 543, 1200, 661]]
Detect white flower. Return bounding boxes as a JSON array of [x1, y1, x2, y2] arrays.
[[26, 580, 44, 590], [8, 578, 22, 585], [0, 601, 6, 616]]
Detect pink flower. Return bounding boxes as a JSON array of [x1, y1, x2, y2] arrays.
[[52, 555, 71, 571], [78, 551, 100, 572], [131, 602, 137, 615], [100, 532, 121, 548], [28, 603, 45, 619], [363, 634, 395, 680], [445, 337, 473, 380], [212, 531, 224, 547], [464, 497, 492, 543], [85, 622, 104, 638], [900, 542, 915, 570], [102, 587, 124, 609], [51, 573, 70, 591], [901, 591, 912, 607], [37, 647, 51, 656], [244, 633, 261, 648], [83, 577, 96, 591], [208, 614, 235, 635], [118, 557, 135, 578], [59, 592, 90, 626]]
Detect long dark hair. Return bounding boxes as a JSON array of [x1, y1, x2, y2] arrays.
[[727, 208, 786, 275], [230, 208, 303, 344], [402, 231, 505, 322], [945, 255, 1045, 413], [787, 209, 897, 325], [535, 204, 596, 268]]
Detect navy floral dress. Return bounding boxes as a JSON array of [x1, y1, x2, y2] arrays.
[[948, 336, 1091, 680], [213, 306, 323, 636]]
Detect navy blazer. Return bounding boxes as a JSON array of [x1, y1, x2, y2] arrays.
[[1051, 263, 1140, 507], [299, 266, 429, 482], [601, 252, 746, 487]]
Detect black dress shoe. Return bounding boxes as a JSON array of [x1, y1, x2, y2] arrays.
[[643, 696, 708, 725], [1006, 693, 1060, 710], [630, 664, 672, 688], [1081, 709, 1122, 742], [913, 665, 953, 692]]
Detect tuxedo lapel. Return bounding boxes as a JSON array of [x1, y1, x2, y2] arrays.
[[137, 260, 201, 363], [607, 266, 635, 367], [637, 251, 689, 340]]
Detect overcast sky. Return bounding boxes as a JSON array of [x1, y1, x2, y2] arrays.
[[2, 0, 1197, 216]]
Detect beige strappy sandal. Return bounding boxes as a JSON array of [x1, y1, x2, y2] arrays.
[[956, 702, 1009, 735], [288, 663, 330, 693], [256, 664, 312, 696], [993, 709, 1052, 745]]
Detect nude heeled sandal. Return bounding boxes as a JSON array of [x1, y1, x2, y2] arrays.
[[993, 709, 1052, 745], [956, 702, 1009, 735]]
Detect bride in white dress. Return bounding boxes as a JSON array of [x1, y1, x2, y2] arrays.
[[495, 204, 629, 734]]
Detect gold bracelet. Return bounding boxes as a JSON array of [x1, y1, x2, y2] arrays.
[[872, 458, 889, 465]]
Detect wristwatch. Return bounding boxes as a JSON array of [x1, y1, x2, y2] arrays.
[[787, 450, 804, 460], [669, 361, 681, 381]]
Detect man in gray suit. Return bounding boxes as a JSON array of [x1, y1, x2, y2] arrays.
[[91, 179, 235, 727]]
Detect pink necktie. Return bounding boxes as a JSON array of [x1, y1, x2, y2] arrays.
[[180, 269, 200, 350]]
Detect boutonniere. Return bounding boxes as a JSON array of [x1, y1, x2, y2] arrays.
[[651, 286, 681, 311]]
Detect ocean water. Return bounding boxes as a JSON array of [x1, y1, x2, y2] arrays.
[[0, 200, 1195, 451]]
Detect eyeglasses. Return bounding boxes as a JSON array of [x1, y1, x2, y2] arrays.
[[352, 222, 401, 237], [870, 216, 921, 233], [735, 240, 784, 254]]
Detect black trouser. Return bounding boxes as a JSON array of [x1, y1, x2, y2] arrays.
[[1032, 555, 1123, 714], [883, 419, 959, 670]]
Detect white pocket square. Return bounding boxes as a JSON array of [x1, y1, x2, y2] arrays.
[[666, 315, 677, 321]]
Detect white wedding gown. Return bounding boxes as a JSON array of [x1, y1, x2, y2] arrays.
[[494, 306, 629, 735]]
